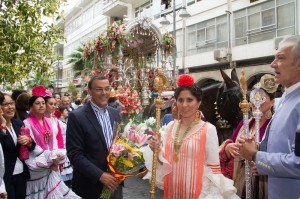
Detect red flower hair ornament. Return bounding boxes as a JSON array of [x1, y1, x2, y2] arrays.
[[32, 85, 52, 97], [53, 110, 61, 118], [177, 74, 194, 87]]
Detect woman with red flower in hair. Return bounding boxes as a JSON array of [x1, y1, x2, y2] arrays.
[[144, 74, 239, 199], [22, 86, 79, 199]]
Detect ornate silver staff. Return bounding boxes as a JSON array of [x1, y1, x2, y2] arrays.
[[239, 70, 252, 199], [250, 84, 266, 143]]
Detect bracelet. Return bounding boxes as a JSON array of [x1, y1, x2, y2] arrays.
[[252, 151, 257, 162]]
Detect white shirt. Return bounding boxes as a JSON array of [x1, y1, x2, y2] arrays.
[[0, 143, 5, 193], [6, 126, 24, 175]]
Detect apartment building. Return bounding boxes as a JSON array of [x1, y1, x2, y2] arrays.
[[55, 0, 299, 92]]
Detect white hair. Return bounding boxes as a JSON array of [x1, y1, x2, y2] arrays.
[[279, 35, 300, 60]]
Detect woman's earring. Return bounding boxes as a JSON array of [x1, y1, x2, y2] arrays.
[[177, 112, 181, 121], [195, 110, 201, 119], [265, 109, 272, 119]]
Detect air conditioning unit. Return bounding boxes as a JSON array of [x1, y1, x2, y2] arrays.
[[274, 35, 292, 50], [214, 48, 228, 61]]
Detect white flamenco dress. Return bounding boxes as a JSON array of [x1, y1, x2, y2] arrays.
[[23, 119, 80, 199], [142, 120, 240, 199]]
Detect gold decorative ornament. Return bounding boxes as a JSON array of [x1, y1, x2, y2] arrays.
[[265, 109, 272, 119], [173, 119, 197, 162], [150, 70, 167, 199]]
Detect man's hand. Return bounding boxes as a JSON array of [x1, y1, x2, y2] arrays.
[[99, 172, 120, 192], [0, 192, 7, 199], [238, 135, 257, 161]]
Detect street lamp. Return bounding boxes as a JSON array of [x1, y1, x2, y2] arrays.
[[160, 0, 191, 80]]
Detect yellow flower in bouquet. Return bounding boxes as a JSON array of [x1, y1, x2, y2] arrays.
[[99, 119, 155, 199]]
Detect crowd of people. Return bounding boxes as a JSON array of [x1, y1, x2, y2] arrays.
[[0, 35, 299, 199]]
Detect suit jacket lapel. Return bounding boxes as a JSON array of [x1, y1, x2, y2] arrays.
[[12, 119, 21, 137], [85, 103, 108, 150]]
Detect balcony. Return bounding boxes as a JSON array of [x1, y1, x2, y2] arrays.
[[102, 0, 128, 18], [102, 0, 149, 18]]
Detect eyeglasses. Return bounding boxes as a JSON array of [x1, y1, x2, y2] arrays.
[[1, 102, 15, 107], [93, 86, 111, 92]]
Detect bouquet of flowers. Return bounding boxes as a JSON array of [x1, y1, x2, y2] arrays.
[[106, 21, 131, 49], [94, 33, 109, 51], [161, 32, 175, 54], [99, 117, 156, 199], [83, 41, 95, 60], [117, 84, 142, 122]]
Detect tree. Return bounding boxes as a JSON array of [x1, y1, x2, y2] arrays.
[[67, 46, 92, 78], [67, 81, 79, 101], [26, 71, 55, 89], [0, 0, 66, 84]]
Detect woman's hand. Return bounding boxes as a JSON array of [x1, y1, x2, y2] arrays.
[[0, 192, 7, 199], [225, 143, 240, 158], [17, 135, 31, 146], [50, 157, 60, 172], [0, 112, 6, 132], [149, 135, 161, 153]]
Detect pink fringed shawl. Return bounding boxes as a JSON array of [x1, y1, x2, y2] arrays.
[[27, 114, 54, 150], [164, 121, 208, 199]]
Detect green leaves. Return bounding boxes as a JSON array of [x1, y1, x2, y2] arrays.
[[0, 0, 66, 84]]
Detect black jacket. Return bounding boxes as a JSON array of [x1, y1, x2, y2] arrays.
[[0, 119, 36, 181]]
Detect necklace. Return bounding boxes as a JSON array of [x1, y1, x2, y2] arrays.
[[173, 119, 198, 162]]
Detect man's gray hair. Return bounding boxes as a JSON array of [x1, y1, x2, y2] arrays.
[[279, 35, 300, 60]]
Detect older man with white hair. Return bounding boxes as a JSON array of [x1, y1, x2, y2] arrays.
[[239, 35, 300, 199]]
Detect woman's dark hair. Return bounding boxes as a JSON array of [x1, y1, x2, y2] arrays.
[[28, 96, 45, 107], [11, 89, 27, 101], [44, 96, 55, 104], [174, 85, 203, 102], [0, 92, 4, 104], [260, 89, 275, 100], [59, 105, 68, 113], [15, 92, 30, 111]]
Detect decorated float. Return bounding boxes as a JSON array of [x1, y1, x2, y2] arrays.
[[81, 17, 176, 118]]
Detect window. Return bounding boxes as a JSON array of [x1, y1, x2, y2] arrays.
[[135, 1, 153, 18], [234, 0, 295, 46], [186, 15, 228, 56]]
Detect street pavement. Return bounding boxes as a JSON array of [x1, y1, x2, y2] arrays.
[[123, 176, 163, 199]]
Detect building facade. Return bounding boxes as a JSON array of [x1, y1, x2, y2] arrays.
[[55, 0, 299, 92]]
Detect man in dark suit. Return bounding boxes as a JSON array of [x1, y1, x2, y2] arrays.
[[67, 75, 122, 199]]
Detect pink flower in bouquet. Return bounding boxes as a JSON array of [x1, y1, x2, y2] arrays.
[[111, 143, 126, 157], [126, 131, 151, 147], [32, 85, 47, 97], [134, 133, 151, 147]]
